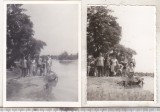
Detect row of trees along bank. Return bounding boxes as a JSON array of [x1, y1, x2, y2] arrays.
[[7, 4, 46, 68], [87, 6, 137, 62], [41, 52, 78, 60]]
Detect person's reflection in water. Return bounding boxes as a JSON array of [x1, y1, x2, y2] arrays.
[[59, 60, 73, 65]]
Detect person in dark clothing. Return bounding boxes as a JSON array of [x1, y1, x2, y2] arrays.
[[96, 53, 105, 77], [20, 56, 27, 77]]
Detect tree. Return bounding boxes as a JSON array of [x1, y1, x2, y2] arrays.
[[58, 51, 69, 60], [111, 44, 137, 62], [87, 6, 122, 57], [7, 4, 46, 68], [58, 52, 78, 60]]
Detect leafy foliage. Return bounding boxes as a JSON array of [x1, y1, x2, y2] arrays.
[[87, 6, 137, 62], [7, 4, 46, 68], [111, 44, 137, 61], [87, 6, 122, 57]]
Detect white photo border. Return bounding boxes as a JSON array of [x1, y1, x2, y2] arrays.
[[0, 0, 3, 107], [81, 0, 158, 107], [3, 1, 81, 107]]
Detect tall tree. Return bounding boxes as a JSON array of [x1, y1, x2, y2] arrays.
[[58, 51, 69, 60], [87, 6, 122, 57], [7, 4, 46, 68], [112, 44, 137, 62]]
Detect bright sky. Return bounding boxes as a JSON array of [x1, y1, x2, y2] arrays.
[[109, 6, 156, 73], [23, 4, 79, 55], [22, 5, 155, 73]]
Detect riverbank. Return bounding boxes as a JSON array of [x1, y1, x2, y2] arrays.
[[7, 60, 78, 101], [7, 70, 57, 101], [87, 76, 154, 101]]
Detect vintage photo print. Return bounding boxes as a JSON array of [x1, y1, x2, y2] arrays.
[[86, 5, 156, 103], [3, 1, 81, 107]]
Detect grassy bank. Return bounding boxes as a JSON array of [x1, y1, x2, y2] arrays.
[[87, 77, 154, 101]]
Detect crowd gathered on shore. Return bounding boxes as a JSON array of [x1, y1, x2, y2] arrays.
[[15, 55, 53, 77], [87, 53, 136, 78]]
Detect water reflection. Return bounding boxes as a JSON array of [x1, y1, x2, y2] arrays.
[[142, 76, 154, 93], [59, 60, 76, 65]]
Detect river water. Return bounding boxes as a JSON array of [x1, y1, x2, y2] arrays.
[[50, 60, 78, 101], [142, 76, 154, 93]]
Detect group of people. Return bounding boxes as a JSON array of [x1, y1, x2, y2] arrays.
[[20, 55, 52, 77], [87, 53, 136, 78]]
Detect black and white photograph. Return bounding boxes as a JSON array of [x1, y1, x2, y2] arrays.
[[87, 5, 155, 101], [6, 2, 80, 103]]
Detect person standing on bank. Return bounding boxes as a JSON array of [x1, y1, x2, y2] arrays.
[[42, 58, 47, 76], [37, 57, 42, 75], [31, 58, 36, 76], [20, 56, 27, 77], [27, 56, 32, 76], [104, 54, 111, 77], [47, 56, 52, 74], [96, 53, 105, 77], [110, 55, 119, 76]]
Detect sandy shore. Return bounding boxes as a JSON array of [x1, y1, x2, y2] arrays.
[[87, 76, 154, 101]]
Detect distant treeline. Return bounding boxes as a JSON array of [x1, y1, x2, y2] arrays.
[[41, 51, 78, 60], [135, 72, 154, 77]]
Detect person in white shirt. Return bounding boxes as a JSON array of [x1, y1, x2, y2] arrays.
[[31, 58, 36, 76], [47, 56, 52, 74], [110, 55, 119, 76]]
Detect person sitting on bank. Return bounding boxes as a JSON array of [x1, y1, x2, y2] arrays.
[[116, 63, 123, 76], [127, 62, 135, 79]]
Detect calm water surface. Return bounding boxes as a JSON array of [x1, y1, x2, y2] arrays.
[[51, 60, 78, 101], [142, 76, 154, 93]]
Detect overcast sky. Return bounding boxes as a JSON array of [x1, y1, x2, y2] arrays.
[[23, 4, 79, 55], [108, 6, 156, 73], [22, 4, 155, 73]]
